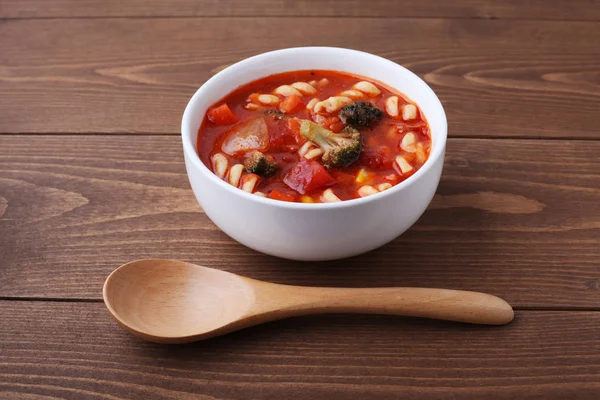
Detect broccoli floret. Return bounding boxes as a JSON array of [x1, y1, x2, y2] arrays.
[[341, 125, 359, 134], [338, 101, 383, 128], [299, 120, 362, 168], [243, 151, 278, 177]]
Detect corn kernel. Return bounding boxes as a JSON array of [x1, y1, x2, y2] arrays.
[[355, 168, 371, 184], [300, 195, 314, 203]]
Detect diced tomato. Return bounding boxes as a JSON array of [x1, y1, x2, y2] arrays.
[[330, 121, 346, 133], [220, 117, 269, 156], [268, 189, 296, 202], [329, 170, 355, 186], [360, 148, 384, 169], [381, 153, 395, 168], [360, 147, 394, 170], [270, 118, 303, 152], [207, 103, 238, 126], [315, 116, 344, 132], [283, 160, 336, 195], [285, 117, 301, 136], [279, 94, 303, 114], [319, 116, 340, 130]]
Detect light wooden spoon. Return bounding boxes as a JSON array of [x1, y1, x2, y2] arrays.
[[103, 259, 514, 343]]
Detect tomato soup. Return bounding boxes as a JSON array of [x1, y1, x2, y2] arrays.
[[197, 70, 431, 203]]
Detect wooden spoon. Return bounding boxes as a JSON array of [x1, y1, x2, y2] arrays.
[[103, 259, 514, 343]]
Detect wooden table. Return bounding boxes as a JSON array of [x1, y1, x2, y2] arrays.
[[1, 1, 600, 398]]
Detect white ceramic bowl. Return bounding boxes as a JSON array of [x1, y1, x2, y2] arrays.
[[182, 47, 447, 261]]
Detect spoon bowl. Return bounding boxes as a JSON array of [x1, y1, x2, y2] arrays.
[[103, 259, 256, 342], [104, 259, 514, 343]]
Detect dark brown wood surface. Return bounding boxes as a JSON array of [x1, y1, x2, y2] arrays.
[[2, 0, 599, 20], [1, 136, 599, 307], [2, 302, 600, 400], [1, 18, 600, 138], [1, 1, 599, 398]]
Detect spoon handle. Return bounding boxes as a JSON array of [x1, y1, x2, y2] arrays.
[[257, 285, 514, 325]]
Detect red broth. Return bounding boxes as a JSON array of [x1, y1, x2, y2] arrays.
[[197, 70, 431, 203]]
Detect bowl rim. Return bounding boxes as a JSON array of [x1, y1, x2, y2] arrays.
[[181, 46, 447, 210]]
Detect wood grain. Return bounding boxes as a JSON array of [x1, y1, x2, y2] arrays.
[[0, 301, 599, 399], [1, 135, 599, 306], [2, 0, 599, 20], [1, 18, 599, 138]]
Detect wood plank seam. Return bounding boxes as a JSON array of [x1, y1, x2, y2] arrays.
[[2, 15, 599, 22]]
